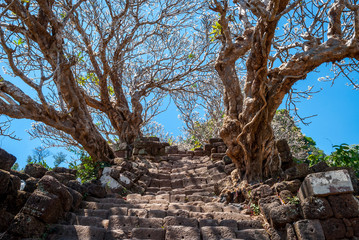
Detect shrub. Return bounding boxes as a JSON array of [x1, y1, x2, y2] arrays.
[[308, 144, 359, 177], [68, 148, 110, 183]]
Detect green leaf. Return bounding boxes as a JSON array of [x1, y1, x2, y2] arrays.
[[188, 53, 195, 59], [14, 38, 25, 46]]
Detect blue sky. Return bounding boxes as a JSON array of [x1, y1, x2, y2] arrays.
[[1, 65, 358, 170]]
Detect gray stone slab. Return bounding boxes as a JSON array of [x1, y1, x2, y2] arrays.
[[298, 170, 353, 201]]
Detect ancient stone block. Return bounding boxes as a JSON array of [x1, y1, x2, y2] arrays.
[[293, 219, 325, 240], [24, 164, 48, 178], [170, 194, 186, 203], [4, 190, 29, 215], [298, 170, 353, 201], [237, 220, 263, 230], [0, 209, 14, 232], [38, 175, 73, 212], [23, 190, 63, 223], [148, 209, 166, 218], [286, 223, 297, 240], [351, 218, 359, 237], [251, 184, 273, 201], [109, 207, 128, 215], [285, 163, 310, 180], [0, 148, 16, 171], [48, 225, 106, 240], [301, 196, 333, 219], [165, 226, 200, 240], [167, 209, 190, 218], [258, 195, 281, 221], [66, 186, 83, 211], [99, 171, 123, 193], [202, 203, 223, 213], [0, 169, 10, 194], [309, 161, 329, 173], [108, 215, 138, 229], [270, 204, 300, 228], [236, 229, 270, 240], [164, 216, 198, 227], [199, 219, 219, 228], [279, 190, 293, 204], [128, 208, 148, 218], [138, 218, 163, 228], [327, 194, 359, 218], [219, 219, 237, 228], [320, 218, 346, 240], [7, 212, 45, 238], [105, 229, 128, 240], [83, 182, 107, 198], [212, 212, 251, 221], [272, 179, 302, 194], [201, 226, 236, 240], [211, 153, 226, 161], [132, 228, 165, 240], [165, 146, 178, 154]]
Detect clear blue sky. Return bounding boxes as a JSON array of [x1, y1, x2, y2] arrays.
[[1, 65, 358, 170]]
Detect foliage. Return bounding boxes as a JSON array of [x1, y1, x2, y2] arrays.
[[178, 113, 224, 151], [249, 203, 260, 216], [53, 152, 67, 168], [0, 0, 214, 162], [11, 162, 19, 171], [308, 144, 359, 177], [287, 196, 300, 205], [210, 19, 222, 42], [27, 146, 52, 170], [68, 148, 110, 183]]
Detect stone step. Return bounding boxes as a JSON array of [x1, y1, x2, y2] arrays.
[[235, 229, 270, 240], [76, 209, 109, 218], [47, 225, 106, 240], [201, 226, 237, 240], [165, 226, 200, 240], [74, 216, 108, 228], [164, 216, 198, 228], [132, 227, 166, 240], [80, 201, 138, 210], [98, 197, 127, 204]]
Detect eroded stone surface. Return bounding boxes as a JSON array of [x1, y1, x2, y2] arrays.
[[293, 219, 325, 240], [298, 169, 354, 201]]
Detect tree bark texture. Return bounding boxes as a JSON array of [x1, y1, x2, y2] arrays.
[[212, 0, 359, 183]]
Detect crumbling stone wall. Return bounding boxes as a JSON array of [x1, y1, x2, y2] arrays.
[[0, 148, 109, 239]]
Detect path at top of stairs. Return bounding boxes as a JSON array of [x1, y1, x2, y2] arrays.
[[46, 155, 269, 240]]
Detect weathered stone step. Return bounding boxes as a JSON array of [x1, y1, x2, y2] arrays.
[[165, 226, 200, 240], [235, 229, 269, 240], [76, 209, 109, 218], [74, 216, 108, 228], [47, 225, 106, 240], [132, 227, 165, 240], [201, 226, 237, 240]]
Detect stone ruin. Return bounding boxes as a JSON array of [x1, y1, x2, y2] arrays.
[[0, 138, 358, 239]]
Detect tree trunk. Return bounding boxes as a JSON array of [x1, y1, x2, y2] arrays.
[[221, 108, 281, 184]]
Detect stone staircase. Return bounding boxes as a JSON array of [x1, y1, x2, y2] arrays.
[[46, 155, 269, 240]]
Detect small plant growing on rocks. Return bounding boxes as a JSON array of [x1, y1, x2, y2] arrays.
[[249, 203, 260, 216], [287, 196, 300, 205]]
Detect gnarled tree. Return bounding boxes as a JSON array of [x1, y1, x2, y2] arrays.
[[0, 0, 211, 161], [210, 0, 359, 183]]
